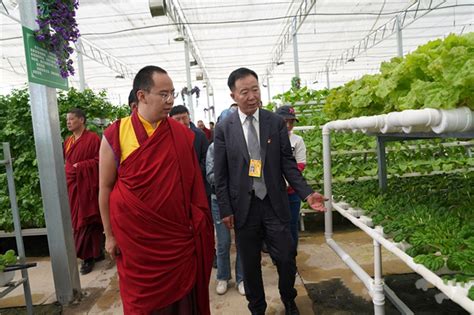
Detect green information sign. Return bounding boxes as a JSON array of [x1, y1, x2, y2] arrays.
[[22, 26, 68, 90]]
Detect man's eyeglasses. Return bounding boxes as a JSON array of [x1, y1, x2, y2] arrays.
[[159, 92, 179, 102]]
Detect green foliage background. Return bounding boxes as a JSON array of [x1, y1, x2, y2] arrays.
[[0, 87, 129, 231]]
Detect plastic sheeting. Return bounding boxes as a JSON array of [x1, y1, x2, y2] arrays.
[[1, 0, 473, 119]]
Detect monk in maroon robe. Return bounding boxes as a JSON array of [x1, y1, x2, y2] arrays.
[[64, 108, 103, 275], [99, 66, 214, 315]]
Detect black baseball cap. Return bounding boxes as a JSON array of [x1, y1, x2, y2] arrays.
[[276, 105, 298, 122]]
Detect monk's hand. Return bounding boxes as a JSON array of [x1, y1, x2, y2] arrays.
[[222, 215, 234, 230], [73, 163, 77, 168], [105, 235, 121, 260], [307, 192, 329, 212]]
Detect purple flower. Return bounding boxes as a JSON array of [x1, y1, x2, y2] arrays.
[[34, 0, 80, 78]]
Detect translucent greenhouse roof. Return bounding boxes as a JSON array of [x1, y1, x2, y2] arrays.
[[1, 0, 473, 121]]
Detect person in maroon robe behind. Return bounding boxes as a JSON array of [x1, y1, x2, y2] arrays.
[[197, 120, 212, 142], [99, 66, 214, 315], [64, 108, 103, 275]]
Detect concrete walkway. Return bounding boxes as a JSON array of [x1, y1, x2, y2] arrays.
[[0, 227, 412, 314]]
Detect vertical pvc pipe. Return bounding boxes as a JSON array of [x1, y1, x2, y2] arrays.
[[373, 233, 385, 315], [184, 39, 194, 120], [76, 38, 86, 92], [292, 18, 300, 79], [322, 126, 333, 238], [396, 15, 403, 57]]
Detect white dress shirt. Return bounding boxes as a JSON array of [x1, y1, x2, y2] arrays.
[[238, 107, 261, 155]]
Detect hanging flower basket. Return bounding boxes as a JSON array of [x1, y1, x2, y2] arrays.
[[34, 0, 81, 78]]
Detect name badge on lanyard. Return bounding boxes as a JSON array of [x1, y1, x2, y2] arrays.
[[249, 159, 262, 177]]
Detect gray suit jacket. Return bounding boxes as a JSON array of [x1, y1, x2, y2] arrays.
[[214, 108, 313, 228]]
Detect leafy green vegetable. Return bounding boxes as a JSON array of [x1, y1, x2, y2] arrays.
[[0, 250, 17, 272], [324, 33, 474, 119]]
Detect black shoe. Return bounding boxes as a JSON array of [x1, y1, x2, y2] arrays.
[[284, 300, 299, 315], [80, 258, 95, 275], [94, 252, 105, 262]]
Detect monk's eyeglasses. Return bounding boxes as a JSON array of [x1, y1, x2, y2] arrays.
[[159, 92, 180, 102]]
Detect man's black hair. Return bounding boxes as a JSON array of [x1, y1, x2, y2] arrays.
[[67, 108, 86, 124], [128, 89, 138, 106], [133, 65, 167, 92], [169, 105, 189, 117], [227, 68, 258, 91]]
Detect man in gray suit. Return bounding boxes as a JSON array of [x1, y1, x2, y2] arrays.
[[214, 68, 326, 315]]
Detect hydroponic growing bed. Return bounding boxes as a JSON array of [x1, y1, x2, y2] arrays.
[[321, 106, 474, 314]]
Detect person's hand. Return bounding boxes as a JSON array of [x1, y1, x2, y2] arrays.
[[73, 163, 77, 168], [307, 192, 328, 212], [105, 235, 121, 260], [222, 215, 234, 230]]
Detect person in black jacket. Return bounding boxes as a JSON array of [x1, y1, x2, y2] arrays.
[[169, 105, 210, 198], [214, 68, 326, 315]]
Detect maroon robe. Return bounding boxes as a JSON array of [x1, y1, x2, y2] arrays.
[[64, 130, 103, 260], [103, 115, 214, 315]]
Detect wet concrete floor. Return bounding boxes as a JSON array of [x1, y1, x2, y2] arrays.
[[0, 223, 467, 314]]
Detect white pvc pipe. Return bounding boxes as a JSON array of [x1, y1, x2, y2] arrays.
[[432, 107, 474, 133], [326, 238, 374, 295], [373, 235, 385, 314], [385, 108, 441, 127], [322, 126, 333, 239], [323, 107, 474, 134], [293, 125, 316, 131], [333, 203, 474, 313]]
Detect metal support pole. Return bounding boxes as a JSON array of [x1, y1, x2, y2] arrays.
[[76, 38, 86, 91], [184, 39, 194, 120], [19, 0, 81, 304], [376, 136, 388, 191], [206, 83, 211, 122], [3, 143, 34, 315], [211, 93, 216, 121], [325, 66, 330, 89], [396, 15, 403, 57], [266, 76, 271, 105], [292, 18, 300, 78]]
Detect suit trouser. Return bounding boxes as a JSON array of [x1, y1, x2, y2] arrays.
[[235, 194, 297, 314]]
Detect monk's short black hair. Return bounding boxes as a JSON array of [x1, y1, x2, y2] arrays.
[[68, 108, 86, 124], [128, 88, 138, 107], [227, 68, 258, 91], [133, 66, 167, 93], [169, 105, 189, 117]]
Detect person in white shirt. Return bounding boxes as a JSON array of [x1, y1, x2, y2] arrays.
[[276, 105, 307, 250]]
